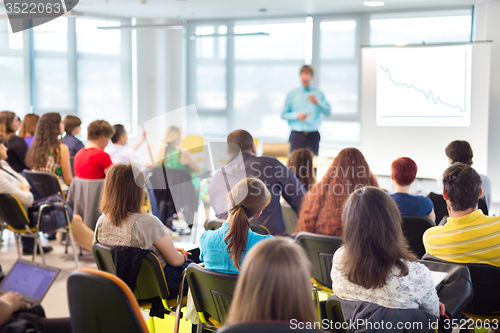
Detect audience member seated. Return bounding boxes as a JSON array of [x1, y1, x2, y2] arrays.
[[0, 111, 28, 173], [26, 113, 74, 189], [74, 120, 114, 179], [224, 238, 317, 326], [423, 163, 500, 267], [331, 186, 445, 317], [444, 140, 492, 209], [105, 124, 148, 170], [94, 164, 188, 298], [209, 130, 305, 235], [0, 291, 72, 332], [296, 147, 378, 237], [19, 114, 39, 148], [286, 148, 316, 192], [390, 157, 435, 222], [200, 178, 273, 274], [0, 134, 94, 254], [63, 115, 85, 158]]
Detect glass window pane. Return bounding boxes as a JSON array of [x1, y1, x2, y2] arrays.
[[320, 20, 357, 59], [199, 115, 227, 135], [34, 17, 67, 52], [196, 26, 214, 59], [370, 14, 472, 46], [196, 65, 226, 109], [77, 60, 130, 128], [319, 65, 358, 114], [234, 22, 306, 60], [320, 121, 360, 143], [35, 58, 70, 109], [0, 57, 25, 114], [234, 65, 300, 139], [76, 19, 121, 54]]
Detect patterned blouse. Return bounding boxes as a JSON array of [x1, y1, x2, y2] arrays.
[[330, 247, 439, 317]]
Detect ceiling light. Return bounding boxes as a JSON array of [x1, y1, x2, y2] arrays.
[[363, 1, 385, 7]]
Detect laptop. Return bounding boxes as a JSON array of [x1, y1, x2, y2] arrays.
[[0, 259, 61, 307]]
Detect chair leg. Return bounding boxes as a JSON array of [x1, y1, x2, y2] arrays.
[[14, 233, 21, 258], [174, 270, 188, 333], [149, 315, 156, 333], [196, 323, 204, 333], [66, 227, 80, 269], [34, 234, 46, 265]]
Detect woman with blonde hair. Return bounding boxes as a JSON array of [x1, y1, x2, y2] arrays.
[[225, 238, 317, 324], [0, 111, 28, 172], [95, 163, 188, 298], [200, 177, 273, 273], [19, 114, 39, 148], [157, 126, 200, 172]]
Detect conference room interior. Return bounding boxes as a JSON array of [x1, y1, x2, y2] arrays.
[[1, 0, 500, 331]]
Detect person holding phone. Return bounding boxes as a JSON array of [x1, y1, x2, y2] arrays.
[[281, 65, 331, 156]]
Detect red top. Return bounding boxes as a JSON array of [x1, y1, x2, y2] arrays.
[[74, 148, 113, 179]]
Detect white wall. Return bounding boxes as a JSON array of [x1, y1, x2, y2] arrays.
[[475, 1, 500, 204]]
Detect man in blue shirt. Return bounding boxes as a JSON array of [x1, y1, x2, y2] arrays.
[[208, 130, 305, 235], [281, 65, 331, 155]]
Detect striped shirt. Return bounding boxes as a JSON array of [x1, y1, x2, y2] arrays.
[[423, 210, 500, 267]]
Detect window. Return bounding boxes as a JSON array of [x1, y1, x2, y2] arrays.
[[370, 10, 473, 46], [0, 19, 28, 116], [0, 16, 132, 134]]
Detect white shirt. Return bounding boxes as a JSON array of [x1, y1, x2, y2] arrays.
[[105, 144, 147, 171], [0, 160, 33, 209], [331, 247, 439, 317]]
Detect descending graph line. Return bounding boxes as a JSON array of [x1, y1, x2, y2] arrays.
[[379, 65, 465, 113]]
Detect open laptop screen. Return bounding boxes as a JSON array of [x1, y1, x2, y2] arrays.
[[0, 260, 60, 305]]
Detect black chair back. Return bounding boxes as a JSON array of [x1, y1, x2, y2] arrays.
[[22, 170, 63, 199], [428, 192, 488, 225], [92, 243, 116, 275], [401, 216, 435, 259], [422, 254, 498, 314], [219, 323, 324, 333], [67, 269, 148, 333], [149, 166, 198, 227], [325, 295, 347, 333], [0, 194, 31, 231], [295, 232, 343, 289], [206, 219, 270, 235], [185, 263, 239, 325]]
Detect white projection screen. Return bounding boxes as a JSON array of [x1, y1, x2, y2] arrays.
[[361, 43, 491, 180]]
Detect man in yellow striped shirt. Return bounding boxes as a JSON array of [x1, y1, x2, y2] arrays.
[[423, 163, 500, 267]]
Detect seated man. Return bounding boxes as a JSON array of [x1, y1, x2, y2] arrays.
[[105, 124, 148, 171], [208, 130, 305, 235], [423, 163, 500, 267]]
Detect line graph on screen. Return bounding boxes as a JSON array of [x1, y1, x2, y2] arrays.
[[376, 45, 471, 127]]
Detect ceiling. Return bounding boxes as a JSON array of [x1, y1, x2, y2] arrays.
[[69, 0, 483, 20]]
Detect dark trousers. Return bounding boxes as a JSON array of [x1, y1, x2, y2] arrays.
[[289, 130, 320, 156]]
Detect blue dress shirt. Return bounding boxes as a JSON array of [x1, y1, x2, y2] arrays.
[[281, 86, 331, 132], [199, 222, 273, 274]]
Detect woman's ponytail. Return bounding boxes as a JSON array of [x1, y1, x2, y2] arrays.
[[223, 178, 271, 270]]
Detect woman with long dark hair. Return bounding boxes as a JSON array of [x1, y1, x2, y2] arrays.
[[296, 147, 378, 237], [26, 113, 73, 188], [331, 186, 445, 316], [287, 148, 316, 192], [0, 111, 28, 172], [200, 177, 273, 273]]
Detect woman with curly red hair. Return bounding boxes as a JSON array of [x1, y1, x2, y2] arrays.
[[296, 147, 378, 237]]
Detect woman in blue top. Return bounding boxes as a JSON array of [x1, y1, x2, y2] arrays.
[[200, 177, 273, 274], [390, 157, 435, 222]]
